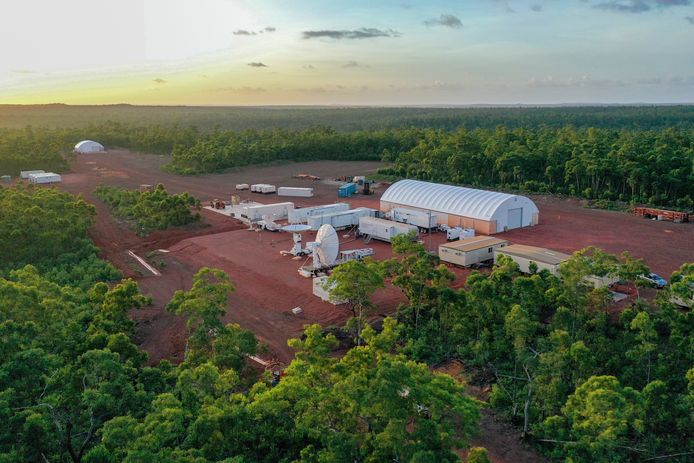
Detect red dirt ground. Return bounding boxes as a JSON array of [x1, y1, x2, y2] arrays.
[[58, 150, 693, 367]]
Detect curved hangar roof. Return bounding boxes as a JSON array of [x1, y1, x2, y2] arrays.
[[381, 179, 538, 222], [74, 140, 104, 153]]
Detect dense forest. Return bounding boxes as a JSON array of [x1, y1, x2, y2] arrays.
[[325, 236, 694, 462], [1, 107, 693, 208], [2, 104, 694, 131], [94, 184, 201, 236], [0, 186, 482, 462]]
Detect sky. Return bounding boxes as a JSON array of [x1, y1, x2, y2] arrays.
[[1, 0, 693, 105]]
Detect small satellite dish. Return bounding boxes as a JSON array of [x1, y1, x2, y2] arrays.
[[282, 224, 312, 233], [315, 224, 339, 266]]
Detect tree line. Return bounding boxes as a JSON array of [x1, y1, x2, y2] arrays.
[[324, 236, 694, 462]]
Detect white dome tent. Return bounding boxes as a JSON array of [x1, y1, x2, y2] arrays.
[[74, 140, 105, 153], [380, 179, 539, 234]]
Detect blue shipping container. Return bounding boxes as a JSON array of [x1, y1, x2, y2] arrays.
[[338, 182, 357, 198]]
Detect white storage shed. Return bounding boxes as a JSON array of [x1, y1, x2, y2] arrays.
[[288, 203, 351, 223], [20, 170, 45, 179], [74, 140, 105, 153], [28, 172, 62, 184], [278, 187, 314, 197], [381, 179, 539, 234], [307, 207, 376, 230], [251, 184, 277, 194], [242, 202, 294, 222]]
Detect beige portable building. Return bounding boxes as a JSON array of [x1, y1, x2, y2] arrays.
[[494, 244, 570, 276], [439, 236, 509, 267], [380, 179, 539, 235]]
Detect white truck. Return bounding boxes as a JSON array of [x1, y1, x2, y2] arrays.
[[439, 225, 475, 241]]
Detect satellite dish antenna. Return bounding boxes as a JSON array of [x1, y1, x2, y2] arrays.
[[314, 224, 339, 267], [281, 224, 313, 256]]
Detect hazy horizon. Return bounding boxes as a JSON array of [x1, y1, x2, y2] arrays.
[[2, 0, 694, 106]]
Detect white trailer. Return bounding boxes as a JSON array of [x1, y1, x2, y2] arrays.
[[235, 184, 249, 190], [28, 172, 61, 184], [250, 184, 276, 194], [386, 207, 437, 230], [20, 170, 45, 179], [440, 225, 475, 241], [278, 187, 314, 198], [242, 202, 294, 222], [358, 216, 418, 243], [307, 207, 376, 231], [289, 203, 351, 223], [439, 236, 508, 267]]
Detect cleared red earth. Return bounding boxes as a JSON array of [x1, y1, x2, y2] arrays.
[[57, 150, 692, 463]]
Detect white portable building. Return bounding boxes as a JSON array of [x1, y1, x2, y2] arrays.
[[20, 170, 45, 179], [307, 207, 376, 230], [28, 172, 62, 184], [386, 207, 437, 229], [381, 179, 539, 234], [358, 216, 418, 243], [250, 184, 277, 194], [235, 184, 250, 190], [242, 202, 294, 222], [494, 244, 570, 276], [74, 140, 105, 153], [278, 187, 314, 197], [439, 236, 508, 267], [289, 203, 351, 223]]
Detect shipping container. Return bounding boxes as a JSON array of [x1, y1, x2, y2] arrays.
[[358, 216, 418, 242], [20, 170, 45, 179], [338, 182, 357, 198], [307, 207, 376, 230], [28, 173, 62, 184], [242, 202, 294, 222], [439, 236, 508, 267], [278, 187, 314, 197], [386, 207, 438, 229], [288, 203, 350, 223], [250, 184, 277, 194]]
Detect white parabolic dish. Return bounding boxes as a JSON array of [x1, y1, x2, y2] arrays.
[[315, 224, 339, 266], [282, 224, 313, 233]]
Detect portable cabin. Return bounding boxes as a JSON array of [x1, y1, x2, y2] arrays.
[[386, 207, 438, 230], [307, 207, 376, 230], [236, 184, 250, 190], [494, 244, 570, 276], [250, 184, 277, 194], [242, 202, 294, 222], [358, 216, 418, 243], [288, 203, 350, 223], [278, 187, 314, 197], [20, 170, 45, 179], [28, 172, 61, 184], [338, 183, 357, 198], [439, 236, 508, 267]]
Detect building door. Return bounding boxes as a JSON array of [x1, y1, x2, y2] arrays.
[[507, 208, 522, 229]]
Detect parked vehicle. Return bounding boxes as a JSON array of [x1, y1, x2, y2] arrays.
[[639, 272, 668, 288]]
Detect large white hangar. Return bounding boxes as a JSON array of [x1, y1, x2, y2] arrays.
[[380, 179, 539, 235]]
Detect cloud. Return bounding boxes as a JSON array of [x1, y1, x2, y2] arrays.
[[655, 0, 690, 6], [301, 28, 400, 40], [234, 27, 276, 36], [152, 78, 167, 84], [637, 75, 694, 86], [490, 0, 516, 13], [342, 61, 368, 68], [303, 64, 315, 70], [210, 86, 267, 94], [423, 14, 463, 28], [531, 4, 543, 12], [686, 15, 694, 23], [11, 69, 37, 75], [593, 1, 651, 13], [247, 62, 268, 67]]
